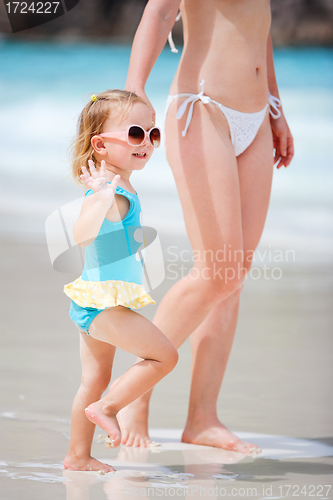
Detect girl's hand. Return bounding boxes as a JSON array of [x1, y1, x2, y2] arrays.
[[270, 112, 294, 169], [80, 160, 120, 207]]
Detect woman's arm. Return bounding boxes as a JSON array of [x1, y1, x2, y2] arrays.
[[267, 34, 294, 168], [125, 0, 181, 111]]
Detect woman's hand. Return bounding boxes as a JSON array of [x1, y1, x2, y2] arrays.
[[270, 112, 294, 169], [80, 160, 120, 207], [142, 91, 156, 126], [132, 88, 156, 125]]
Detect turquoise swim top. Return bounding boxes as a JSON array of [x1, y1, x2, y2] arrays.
[[63, 183, 155, 311]]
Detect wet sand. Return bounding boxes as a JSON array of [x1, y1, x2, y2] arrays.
[[1, 234, 332, 499]]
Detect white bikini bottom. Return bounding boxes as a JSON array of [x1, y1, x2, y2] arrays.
[[165, 80, 281, 157]]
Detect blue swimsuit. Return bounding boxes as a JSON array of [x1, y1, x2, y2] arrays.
[[64, 184, 155, 334]]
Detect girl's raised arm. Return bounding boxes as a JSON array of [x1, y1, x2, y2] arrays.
[[73, 161, 120, 247], [125, 0, 181, 106]]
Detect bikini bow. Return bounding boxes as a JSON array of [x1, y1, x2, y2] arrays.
[[176, 80, 212, 136]]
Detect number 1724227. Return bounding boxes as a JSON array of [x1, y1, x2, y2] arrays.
[[5, 2, 60, 14]]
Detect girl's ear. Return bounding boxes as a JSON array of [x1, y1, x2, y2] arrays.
[[91, 135, 107, 155]]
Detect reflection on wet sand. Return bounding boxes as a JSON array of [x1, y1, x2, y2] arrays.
[[62, 434, 333, 500], [63, 444, 244, 500]]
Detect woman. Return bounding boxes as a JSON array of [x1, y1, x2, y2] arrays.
[[119, 0, 294, 454]]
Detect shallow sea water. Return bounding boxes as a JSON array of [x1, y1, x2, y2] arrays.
[[0, 43, 332, 262], [1, 412, 333, 500]]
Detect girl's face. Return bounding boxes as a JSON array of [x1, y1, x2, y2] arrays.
[[96, 102, 154, 175]]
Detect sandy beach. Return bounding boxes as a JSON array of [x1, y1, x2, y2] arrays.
[[1, 229, 332, 499]]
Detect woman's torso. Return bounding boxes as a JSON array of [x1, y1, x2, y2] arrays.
[[171, 0, 271, 111]]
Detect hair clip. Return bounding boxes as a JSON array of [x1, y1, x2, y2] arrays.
[[91, 95, 97, 102]]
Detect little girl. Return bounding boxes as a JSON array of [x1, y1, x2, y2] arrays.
[[63, 90, 178, 472]]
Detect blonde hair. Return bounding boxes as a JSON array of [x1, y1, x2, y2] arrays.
[[70, 89, 150, 186]]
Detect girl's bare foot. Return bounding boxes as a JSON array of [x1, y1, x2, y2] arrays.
[[63, 454, 114, 472], [117, 399, 151, 447], [85, 403, 121, 448], [182, 417, 261, 455]]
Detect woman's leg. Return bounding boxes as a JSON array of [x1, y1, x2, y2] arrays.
[[84, 306, 178, 443], [64, 331, 116, 472], [119, 107, 274, 450], [118, 100, 246, 446], [182, 110, 274, 452]]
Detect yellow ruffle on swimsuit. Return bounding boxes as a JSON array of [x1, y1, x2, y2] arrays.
[[64, 277, 154, 310]]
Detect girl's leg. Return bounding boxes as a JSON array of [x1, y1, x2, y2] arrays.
[[84, 306, 178, 443], [64, 331, 116, 472]]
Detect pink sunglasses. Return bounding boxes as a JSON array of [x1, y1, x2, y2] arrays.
[[99, 125, 161, 148]]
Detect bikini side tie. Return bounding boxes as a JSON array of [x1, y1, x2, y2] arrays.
[[176, 80, 212, 136], [175, 81, 282, 137], [268, 93, 282, 119], [168, 11, 182, 53]]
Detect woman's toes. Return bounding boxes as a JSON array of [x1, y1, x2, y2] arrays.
[[236, 442, 249, 453], [125, 435, 134, 446], [133, 437, 141, 447], [140, 438, 147, 448]]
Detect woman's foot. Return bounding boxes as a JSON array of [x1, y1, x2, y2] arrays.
[[64, 454, 114, 472], [182, 417, 261, 455], [85, 403, 121, 448], [108, 377, 151, 448], [117, 399, 151, 447]]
